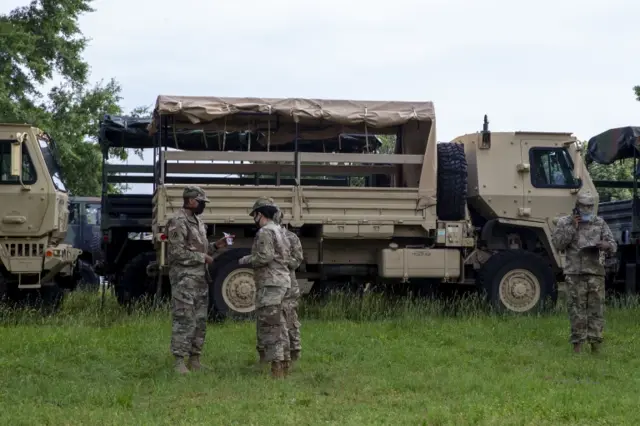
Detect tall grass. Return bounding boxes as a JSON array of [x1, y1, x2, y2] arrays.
[[2, 289, 640, 425]]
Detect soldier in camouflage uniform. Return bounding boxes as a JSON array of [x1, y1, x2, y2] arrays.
[[551, 190, 617, 354], [166, 186, 231, 374], [273, 209, 304, 364], [238, 197, 291, 378]]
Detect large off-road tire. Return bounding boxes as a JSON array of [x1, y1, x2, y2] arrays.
[[19, 283, 65, 315], [76, 260, 100, 291], [117, 251, 157, 306], [436, 142, 468, 221], [478, 250, 557, 314], [207, 248, 255, 320]]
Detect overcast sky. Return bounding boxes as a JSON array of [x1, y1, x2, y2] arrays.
[[5, 0, 640, 193]]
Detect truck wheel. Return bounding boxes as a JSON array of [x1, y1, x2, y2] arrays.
[[478, 250, 557, 314], [208, 248, 255, 320], [77, 260, 100, 291], [436, 142, 468, 221], [21, 283, 65, 315], [118, 251, 157, 306]]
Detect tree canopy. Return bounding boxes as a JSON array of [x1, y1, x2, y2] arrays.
[[0, 0, 143, 196]]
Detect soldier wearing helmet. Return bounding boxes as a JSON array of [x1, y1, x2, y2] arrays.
[[166, 186, 233, 374], [551, 190, 617, 354], [273, 208, 304, 366], [238, 196, 292, 378]]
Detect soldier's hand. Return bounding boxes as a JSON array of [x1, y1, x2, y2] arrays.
[[572, 214, 580, 227], [204, 254, 214, 264], [215, 234, 235, 249], [596, 241, 611, 250]]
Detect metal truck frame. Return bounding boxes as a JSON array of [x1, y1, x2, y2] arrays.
[[98, 95, 597, 318], [585, 126, 640, 295], [0, 124, 82, 310]]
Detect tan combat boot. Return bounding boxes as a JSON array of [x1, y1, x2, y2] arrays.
[[591, 342, 601, 354], [573, 343, 582, 354], [282, 360, 290, 377], [271, 361, 284, 379], [174, 356, 189, 375], [188, 355, 207, 371]]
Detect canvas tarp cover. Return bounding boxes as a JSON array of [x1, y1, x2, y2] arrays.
[[146, 95, 438, 203], [148, 96, 436, 141], [586, 126, 640, 165], [98, 114, 382, 152]]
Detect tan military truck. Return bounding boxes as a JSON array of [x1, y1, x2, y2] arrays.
[[0, 124, 81, 310], [98, 96, 592, 317]]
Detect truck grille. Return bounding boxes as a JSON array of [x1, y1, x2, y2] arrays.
[[3, 243, 45, 257]]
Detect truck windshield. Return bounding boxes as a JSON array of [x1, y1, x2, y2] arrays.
[[37, 134, 67, 192]]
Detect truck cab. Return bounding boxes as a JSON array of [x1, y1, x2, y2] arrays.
[[0, 124, 81, 310]]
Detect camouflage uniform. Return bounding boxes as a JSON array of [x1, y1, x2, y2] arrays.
[[273, 210, 304, 362], [239, 197, 291, 378], [551, 190, 617, 353], [166, 186, 218, 373]]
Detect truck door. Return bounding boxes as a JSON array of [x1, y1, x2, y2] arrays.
[[66, 201, 81, 249], [520, 138, 581, 221]]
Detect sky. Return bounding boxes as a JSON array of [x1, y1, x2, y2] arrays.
[[5, 0, 640, 193]]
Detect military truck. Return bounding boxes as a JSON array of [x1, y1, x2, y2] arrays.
[[98, 95, 594, 317], [65, 196, 102, 289], [584, 126, 640, 295], [0, 124, 82, 309]]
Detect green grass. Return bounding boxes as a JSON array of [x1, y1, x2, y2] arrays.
[[1, 289, 640, 425]]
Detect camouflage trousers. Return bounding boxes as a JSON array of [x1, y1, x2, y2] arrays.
[[283, 284, 302, 356], [255, 286, 288, 363], [170, 274, 209, 358], [565, 274, 605, 344]]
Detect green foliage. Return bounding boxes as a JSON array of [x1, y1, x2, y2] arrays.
[[0, 1, 144, 196]]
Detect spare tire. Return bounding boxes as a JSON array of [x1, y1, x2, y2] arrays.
[[117, 251, 157, 306], [436, 142, 468, 221]]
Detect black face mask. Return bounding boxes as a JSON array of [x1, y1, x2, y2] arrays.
[[192, 200, 206, 215]]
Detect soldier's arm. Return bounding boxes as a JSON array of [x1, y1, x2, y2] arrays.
[[207, 241, 220, 256], [551, 217, 576, 251], [600, 221, 617, 253], [167, 218, 206, 266], [288, 233, 304, 270], [239, 229, 275, 267]]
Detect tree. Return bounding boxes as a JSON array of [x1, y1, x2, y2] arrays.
[[0, 0, 142, 196]]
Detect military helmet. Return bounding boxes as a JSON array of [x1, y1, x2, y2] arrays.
[[183, 186, 209, 203], [250, 196, 278, 216], [577, 190, 596, 206]]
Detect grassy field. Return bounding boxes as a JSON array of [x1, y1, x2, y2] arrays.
[[1, 289, 640, 426]]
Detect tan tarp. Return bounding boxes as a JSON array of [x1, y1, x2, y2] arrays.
[[148, 95, 437, 206], [148, 95, 435, 136]]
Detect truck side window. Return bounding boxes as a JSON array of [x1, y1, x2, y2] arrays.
[[0, 141, 37, 184], [85, 204, 100, 225], [529, 147, 578, 188], [69, 203, 80, 224]]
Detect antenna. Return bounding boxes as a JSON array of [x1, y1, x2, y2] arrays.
[[480, 114, 491, 149]]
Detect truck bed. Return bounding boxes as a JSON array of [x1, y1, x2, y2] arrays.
[[153, 184, 431, 233], [598, 200, 635, 245], [102, 194, 154, 230]]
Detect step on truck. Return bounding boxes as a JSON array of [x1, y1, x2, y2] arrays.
[[0, 124, 82, 310], [98, 95, 595, 317]]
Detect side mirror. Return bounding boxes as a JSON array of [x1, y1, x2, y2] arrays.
[[10, 137, 23, 178]]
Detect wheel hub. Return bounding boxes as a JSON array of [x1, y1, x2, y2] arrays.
[[498, 269, 541, 313], [223, 269, 256, 313]]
